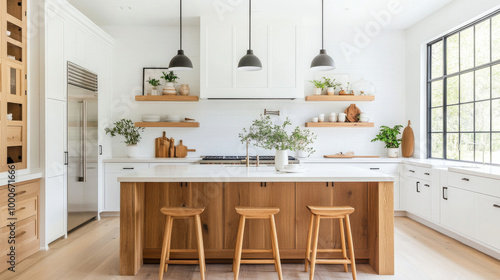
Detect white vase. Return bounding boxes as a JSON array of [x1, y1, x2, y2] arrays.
[[387, 148, 399, 158], [151, 86, 158, 96], [275, 150, 288, 172], [327, 87, 335, 95], [162, 82, 177, 95], [127, 145, 141, 158], [313, 88, 322, 95]]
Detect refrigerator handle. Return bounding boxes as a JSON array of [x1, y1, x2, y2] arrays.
[[64, 152, 68, 165], [79, 101, 88, 182]]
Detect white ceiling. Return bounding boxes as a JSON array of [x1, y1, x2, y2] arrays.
[[67, 0, 454, 29]]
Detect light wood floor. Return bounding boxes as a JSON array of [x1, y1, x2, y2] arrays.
[[1, 217, 499, 280]]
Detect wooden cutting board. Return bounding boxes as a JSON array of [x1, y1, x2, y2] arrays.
[[175, 140, 196, 158], [402, 120, 415, 158], [169, 138, 175, 158], [155, 131, 170, 158], [324, 155, 380, 158], [345, 104, 361, 122]]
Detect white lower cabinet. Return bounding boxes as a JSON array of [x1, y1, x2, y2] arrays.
[[46, 175, 66, 244], [475, 193, 500, 249], [440, 186, 476, 238], [404, 177, 432, 220], [103, 163, 149, 212]]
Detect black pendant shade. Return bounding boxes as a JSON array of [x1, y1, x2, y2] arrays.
[[238, 0, 262, 71], [311, 0, 335, 71], [169, 0, 193, 71]]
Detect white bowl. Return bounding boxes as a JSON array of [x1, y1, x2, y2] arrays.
[[142, 114, 161, 122], [164, 115, 181, 122]]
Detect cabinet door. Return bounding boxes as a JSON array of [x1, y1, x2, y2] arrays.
[[46, 99, 66, 178], [46, 175, 66, 244], [103, 173, 120, 211], [441, 186, 475, 238], [419, 181, 432, 220], [191, 182, 224, 250], [403, 177, 418, 214], [45, 9, 66, 101], [475, 193, 500, 249]]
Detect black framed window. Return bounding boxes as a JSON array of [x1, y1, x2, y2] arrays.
[[427, 10, 500, 165]]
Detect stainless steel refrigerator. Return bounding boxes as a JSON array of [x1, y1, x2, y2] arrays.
[[67, 62, 99, 231]]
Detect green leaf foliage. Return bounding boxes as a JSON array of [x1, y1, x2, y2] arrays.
[[147, 78, 161, 87], [105, 119, 145, 146], [161, 71, 179, 83], [322, 77, 342, 89], [309, 79, 326, 89], [371, 125, 404, 148]]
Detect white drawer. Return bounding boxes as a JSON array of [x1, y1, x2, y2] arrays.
[[475, 193, 500, 249], [448, 172, 500, 198], [405, 164, 433, 180], [348, 164, 399, 176], [105, 163, 150, 173]]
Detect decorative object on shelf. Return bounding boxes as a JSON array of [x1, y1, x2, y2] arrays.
[[164, 115, 182, 122], [318, 114, 325, 122], [142, 67, 169, 95], [135, 95, 199, 102], [359, 113, 370, 123], [147, 78, 161, 96], [306, 122, 374, 127], [323, 77, 341, 95], [324, 152, 380, 158], [310, 79, 325, 95], [175, 140, 196, 158], [338, 113, 347, 122], [339, 82, 354, 95], [345, 104, 361, 122], [170, 138, 175, 158], [305, 95, 375, 101], [7, 113, 13, 121], [239, 115, 316, 171], [402, 120, 415, 158], [312, 117, 319, 123], [238, 0, 262, 71], [7, 31, 11, 37], [310, 0, 335, 71], [352, 78, 376, 96], [161, 71, 179, 95], [371, 125, 403, 158], [141, 114, 161, 122], [155, 131, 171, 158], [105, 119, 145, 158], [184, 118, 196, 122], [169, 0, 193, 70], [328, 113, 337, 122], [178, 84, 190, 96]]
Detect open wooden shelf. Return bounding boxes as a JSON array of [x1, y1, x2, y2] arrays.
[[305, 122, 374, 128], [135, 95, 199, 102], [305, 95, 375, 102], [135, 122, 200, 128]]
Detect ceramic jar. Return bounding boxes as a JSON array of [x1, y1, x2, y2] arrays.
[[162, 83, 177, 95], [151, 86, 159, 96], [178, 84, 190, 96], [313, 88, 322, 95], [127, 145, 141, 158], [338, 113, 347, 122], [329, 113, 337, 122], [388, 148, 400, 158], [275, 150, 289, 172], [327, 87, 335, 95]]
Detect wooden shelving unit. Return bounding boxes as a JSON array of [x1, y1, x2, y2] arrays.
[[1, 0, 28, 172], [305, 122, 375, 128], [135, 122, 200, 128], [305, 95, 375, 101], [135, 95, 199, 102]]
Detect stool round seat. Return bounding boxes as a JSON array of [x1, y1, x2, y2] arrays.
[[160, 207, 205, 217], [235, 206, 280, 216], [306, 206, 354, 217]]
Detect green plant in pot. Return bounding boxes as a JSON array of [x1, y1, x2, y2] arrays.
[[323, 77, 341, 95], [147, 78, 161, 96], [371, 125, 403, 158], [161, 71, 179, 95], [239, 115, 316, 171], [105, 119, 145, 158], [309, 79, 326, 96]]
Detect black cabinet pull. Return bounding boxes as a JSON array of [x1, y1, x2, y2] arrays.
[[424, 172, 430, 176], [326, 182, 329, 187], [462, 178, 470, 182], [99, 145, 103, 155], [370, 168, 380, 170], [424, 184, 430, 187], [409, 170, 415, 173], [443, 187, 448, 200], [416, 182, 420, 193], [494, 204, 500, 209], [123, 167, 134, 170]]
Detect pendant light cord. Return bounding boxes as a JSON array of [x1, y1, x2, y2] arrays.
[[180, 0, 183, 50], [249, 0, 252, 50], [321, 0, 324, 49]]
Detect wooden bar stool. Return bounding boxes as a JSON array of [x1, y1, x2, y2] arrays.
[[232, 207, 283, 280], [159, 207, 206, 280], [305, 206, 357, 280]]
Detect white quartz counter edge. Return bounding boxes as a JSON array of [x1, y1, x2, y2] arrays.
[[0, 169, 43, 186], [448, 166, 500, 180], [102, 157, 202, 163], [117, 165, 395, 183]]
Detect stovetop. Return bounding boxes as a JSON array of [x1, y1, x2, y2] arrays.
[[202, 156, 296, 161]]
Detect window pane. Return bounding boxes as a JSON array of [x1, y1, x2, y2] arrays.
[[460, 103, 474, 131], [493, 14, 500, 61], [432, 133, 443, 158], [431, 41, 444, 79], [447, 133, 460, 160], [475, 101, 491, 132], [431, 80, 443, 107], [447, 105, 459, 132], [460, 27, 474, 71], [475, 67, 490, 101], [460, 133, 474, 161], [431, 107, 443, 132], [493, 99, 500, 131], [475, 133, 491, 163], [475, 20, 490, 66], [447, 34, 460, 74], [447, 76, 459, 105], [460, 72, 474, 103], [493, 64, 500, 98], [493, 133, 500, 164]]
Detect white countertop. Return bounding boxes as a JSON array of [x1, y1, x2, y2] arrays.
[[448, 165, 500, 180], [117, 164, 395, 183], [102, 157, 201, 163], [0, 169, 43, 186]]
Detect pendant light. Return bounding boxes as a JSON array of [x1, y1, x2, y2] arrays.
[[238, 0, 262, 71], [169, 0, 193, 71], [310, 0, 335, 71]]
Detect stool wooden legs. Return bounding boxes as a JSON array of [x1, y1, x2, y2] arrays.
[[159, 216, 173, 280], [345, 215, 357, 280], [233, 215, 246, 279], [195, 215, 207, 276], [339, 218, 348, 273], [309, 215, 321, 280], [269, 215, 283, 279]]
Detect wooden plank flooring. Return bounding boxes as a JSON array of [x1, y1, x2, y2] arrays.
[[1, 217, 499, 280]]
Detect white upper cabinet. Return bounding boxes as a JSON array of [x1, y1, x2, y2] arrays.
[[201, 17, 302, 99], [45, 9, 66, 101]]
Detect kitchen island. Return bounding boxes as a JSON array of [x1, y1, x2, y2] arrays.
[[118, 164, 395, 276]]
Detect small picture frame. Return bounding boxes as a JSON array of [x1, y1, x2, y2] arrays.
[[143, 67, 169, 95]]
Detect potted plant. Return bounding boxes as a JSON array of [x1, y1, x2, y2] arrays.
[[239, 115, 316, 171], [309, 80, 326, 95], [371, 125, 404, 158], [323, 77, 342, 95], [105, 119, 145, 158], [147, 78, 161, 96], [161, 71, 179, 95]]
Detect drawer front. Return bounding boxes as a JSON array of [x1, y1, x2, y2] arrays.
[[351, 164, 399, 176], [405, 165, 432, 180], [0, 180, 40, 206], [6, 126, 22, 144], [0, 197, 37, 228], [0, 215, 38, 255], [448, 172, 500, 197], [105, 163, 149, 173], [475, 193, 500, 249]]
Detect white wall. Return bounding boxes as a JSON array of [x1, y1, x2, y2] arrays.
[[405, 0, 500, 158], [103, 24, 406, 158]]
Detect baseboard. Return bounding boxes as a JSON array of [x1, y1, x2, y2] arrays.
[[99, 211, 120, 217], [394, 210, 406, 217], [406, 213, 500, 260]]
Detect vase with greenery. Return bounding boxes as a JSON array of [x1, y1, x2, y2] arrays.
[[147, 78, 161, 96], [239, 115, 316, 171], [309, 80, 326, 95], [323, 77, 342, 95], [161, 71, 179, 95], [371, 125, 403, 158], [105, 119, 145, 158]]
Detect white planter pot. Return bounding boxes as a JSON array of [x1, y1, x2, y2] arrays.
[[162, 82, 177, 95], [387, 148, 400, 158], [127, 145, 141, 158], [275, 150, 289, 172], [313, 88, 322, 95], [327, 87, 335, 95]]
